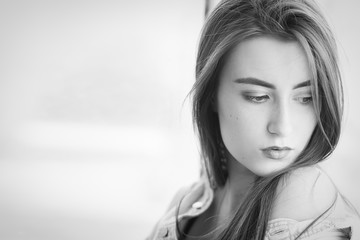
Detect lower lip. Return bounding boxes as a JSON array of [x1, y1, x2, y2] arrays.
[[262, 149, 291, 160]]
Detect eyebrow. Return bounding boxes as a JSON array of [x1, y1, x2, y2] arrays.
[[233, 77, 311, 90]]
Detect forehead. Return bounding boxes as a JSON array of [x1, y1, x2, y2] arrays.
[[220, 36, 311, 86]]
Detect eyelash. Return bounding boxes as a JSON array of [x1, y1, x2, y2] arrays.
[[244, 95, 313, 105], [245, 95, 269, 103], [296, 96, 313, 104]]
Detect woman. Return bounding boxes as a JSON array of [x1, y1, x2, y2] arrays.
[[147, 0, 360, 239]]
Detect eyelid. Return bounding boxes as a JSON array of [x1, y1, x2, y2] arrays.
[[293, 92, 312, 98], [294, 95, 313, 104], [242, 93, 270, 103], [293, 89, 312, 95], [241, 90, 269, 95]]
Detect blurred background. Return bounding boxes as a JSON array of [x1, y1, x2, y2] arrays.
[[0, 0, 359, 239]]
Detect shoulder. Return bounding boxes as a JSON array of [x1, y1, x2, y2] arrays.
[[146, 179, 207, 240], [164, 182, 197, 212], [270, 165, 338, 221], [146, 177, 212, 239]]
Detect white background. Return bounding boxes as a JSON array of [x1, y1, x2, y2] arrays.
[[0, 0, 359, 239]]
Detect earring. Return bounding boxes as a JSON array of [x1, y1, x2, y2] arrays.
[[218, 139, 228, 172], [207, 139, 228, 190]]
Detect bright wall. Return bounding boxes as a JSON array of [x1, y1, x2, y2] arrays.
[[0, 1, 359, 239]]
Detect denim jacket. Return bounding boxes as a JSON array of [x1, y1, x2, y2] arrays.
[[147, 168, 360, 240]]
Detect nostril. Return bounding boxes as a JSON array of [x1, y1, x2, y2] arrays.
[[267, 112, 293, 136]]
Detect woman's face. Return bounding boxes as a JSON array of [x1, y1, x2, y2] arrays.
[[216, 36, 317, 177]]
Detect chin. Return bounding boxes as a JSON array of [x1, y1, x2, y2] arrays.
[[249, 165, 290, 178]]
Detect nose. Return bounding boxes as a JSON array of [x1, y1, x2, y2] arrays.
[[267, 102, 293, 136]]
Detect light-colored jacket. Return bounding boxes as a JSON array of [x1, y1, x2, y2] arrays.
[[147, 170, 360, 240]]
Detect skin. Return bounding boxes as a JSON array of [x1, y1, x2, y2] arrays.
[[216, 35, 317, 178]]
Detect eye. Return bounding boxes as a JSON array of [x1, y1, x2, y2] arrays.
[[297, 96, 313, 104], [245, 95, 270, 103]]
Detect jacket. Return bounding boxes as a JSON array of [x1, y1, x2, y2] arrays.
[[147, 168, 360, 240]]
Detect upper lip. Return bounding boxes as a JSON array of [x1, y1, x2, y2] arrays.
[[262, 146, 293, 151]]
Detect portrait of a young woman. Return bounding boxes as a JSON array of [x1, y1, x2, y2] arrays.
[[147, 0, 360, 239]]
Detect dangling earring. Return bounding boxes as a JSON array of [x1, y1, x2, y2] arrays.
[[208, 138, 228, 189], [218, 139, 228, 173]]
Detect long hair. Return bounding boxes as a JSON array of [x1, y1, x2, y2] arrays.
[[190, 0, 343, 239]]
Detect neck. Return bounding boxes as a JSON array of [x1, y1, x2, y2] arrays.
[[214, 156, 257, 224]]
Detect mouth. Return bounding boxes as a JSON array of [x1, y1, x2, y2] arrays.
[[261, 146, 293, 160]]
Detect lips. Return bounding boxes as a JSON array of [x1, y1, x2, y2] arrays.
[[261, 146, 293, 160]]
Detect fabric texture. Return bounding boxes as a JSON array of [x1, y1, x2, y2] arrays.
[[146, 167, 359, 240]]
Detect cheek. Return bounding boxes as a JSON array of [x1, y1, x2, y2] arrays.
[[218, 104, 266, 148], [293, 109, 317, 141]]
